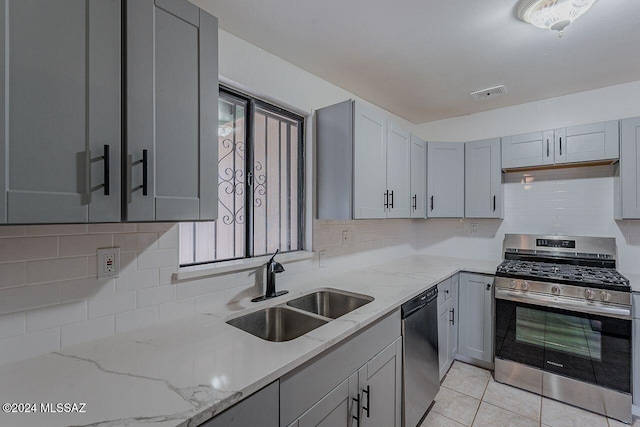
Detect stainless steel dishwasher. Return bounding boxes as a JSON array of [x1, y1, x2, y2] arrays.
[[401, 285, 439, 427]]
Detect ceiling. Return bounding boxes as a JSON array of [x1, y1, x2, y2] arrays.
[[192, 0, 640, 124]]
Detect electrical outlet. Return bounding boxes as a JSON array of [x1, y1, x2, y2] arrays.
[[471, 223, 479, 235], [319, 250, 326, 268], [342, 231, 352, 246], [97, 247, 120, 279]]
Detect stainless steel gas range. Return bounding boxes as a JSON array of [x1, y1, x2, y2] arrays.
[[494, 234, 632, 424]]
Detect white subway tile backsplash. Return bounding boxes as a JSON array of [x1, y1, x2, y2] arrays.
[[0, 283, 60, 314], [194, 290, 226, 314], [137, 223, 176, 233], [59, 234, 113, 257], [120, 251, 137, 273], [158, 227, 178, 249], [0, 312, 26, 339], [60, 277, 116, 303], [159, 266, 177, 285], [0, 237, 58, 262], [61, 316, 115, 348], [176, 278, 210, 299], [0, 262, 27, 289], [0, 226, 26, 238], [0, 329, 60, 366], [116, 269, 159, 293], [115, 307, 158, 334], [26, 300, 87, 332], [113, 233, 158, 252], [88, 292, 136, 319], [137, 285, 176, 308], [137, 248, 177, 270], [88, 223, 137, 234], [26, 257, 88, 285], [158, 298, 194, 322], [27, 224, 88, 236]]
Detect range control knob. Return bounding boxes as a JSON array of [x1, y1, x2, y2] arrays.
[[551, 285, 561, 295], [521, 281, 530, 291], [584, 289, 596, 300], [510, 280, 517, 289], [600, 291, 612, 302]]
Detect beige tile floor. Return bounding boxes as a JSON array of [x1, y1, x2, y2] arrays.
[[421, 361, 638, 427]]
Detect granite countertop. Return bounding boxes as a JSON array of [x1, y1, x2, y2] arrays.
[[0, 255, 499, 427], [621, 271, 640, 293]]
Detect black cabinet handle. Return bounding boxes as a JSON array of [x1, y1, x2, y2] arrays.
[[546, 139, 550, 157], [389, 191, 394, 209], [430, 195, 434, 211], [384, 191, 389, 209], [103, 145, 110, 196], [449, 307, 455, 325], [142, 149, 148, 196], [486, 283, 492, 291], [352, 393, 361, 425], [559, 137, 562, 156], [412, 194, 417, 210], [493, 195, 496, 212], [362, 385, 370, 418]]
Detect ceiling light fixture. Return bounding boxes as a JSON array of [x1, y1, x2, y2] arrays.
[[516, 0, 597, 37]]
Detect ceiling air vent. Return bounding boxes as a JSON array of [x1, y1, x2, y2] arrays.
[[470, 85, 507, 101]]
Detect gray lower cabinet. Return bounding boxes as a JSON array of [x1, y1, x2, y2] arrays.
[[437, 275, 458, 380], [281, 311, 402, 427], [201, 381, 279, 427], [126, 0, 218, 221], [465, 138, 502, 218], [458, 273, 494, 364], [616, 117, 640, 219], [0, 0, 121, 223]]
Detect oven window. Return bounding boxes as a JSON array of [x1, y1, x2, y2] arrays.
[[515, 307, 602, 362]]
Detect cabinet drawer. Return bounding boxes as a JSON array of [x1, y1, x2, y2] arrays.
[[633, 293, 640, 319], [437, 277, 452, 307]]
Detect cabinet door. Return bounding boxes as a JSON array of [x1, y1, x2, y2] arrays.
[[501, 130, 554, 169], [202, 381, 279, 427], [427, 142, 464, 218], [555, 121, 619, 164], [353, 103, 386, 219], [458, 273, 493, 363], [0, 0, 121, 223], [386, 122, 410, 218], [449, 274, 459, 361], [359, 337, 402, 427], [296, 373, 358, 427], [127, 0, 218, 221], [438, 299, 452, 380], [465, 138, 502, 218], [409, 135, 427, 218], [620, 117, 640, 219]]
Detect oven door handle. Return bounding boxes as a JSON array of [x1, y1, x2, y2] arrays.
[[495, 288, 632, 320]]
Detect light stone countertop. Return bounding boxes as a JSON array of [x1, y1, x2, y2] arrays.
[[621, 271, 640, 293], [0, 255, 499, 427]]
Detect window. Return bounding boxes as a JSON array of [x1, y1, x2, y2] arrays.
[[179, 87, 305, 265]]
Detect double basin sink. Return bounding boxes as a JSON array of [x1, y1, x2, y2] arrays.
[[227, 289, 374, 342]]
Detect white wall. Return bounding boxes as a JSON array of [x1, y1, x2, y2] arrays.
[[415, 80, 640, 142]]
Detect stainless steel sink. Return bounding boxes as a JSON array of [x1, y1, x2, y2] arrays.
[[226, 306, 328, 342], [286, 289, 374, 319]]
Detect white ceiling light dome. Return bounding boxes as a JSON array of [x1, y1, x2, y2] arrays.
[[516, 0, 598, 36]]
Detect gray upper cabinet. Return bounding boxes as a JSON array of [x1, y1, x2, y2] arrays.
[[410, 135, 427, 218], [0, 0, 121, 224], [554, 121, 619, 164], [427, 142, 464, 218], [616, 117, 640, 219], [501, 130, 554, 169], [458, 273, 494, 364], [126, 0, 218, 222], [465, 138, 502, 218], [316, 100, 411, 220]]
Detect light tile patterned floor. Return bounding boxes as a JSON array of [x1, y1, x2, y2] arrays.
[[421, 361, 638, 427]]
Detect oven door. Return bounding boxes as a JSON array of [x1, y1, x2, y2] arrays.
[[495, 291, 631, 394]]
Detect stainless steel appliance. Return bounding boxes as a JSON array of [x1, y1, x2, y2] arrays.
[[494, 234, 632, 423], [402, 285, 439, 427]]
